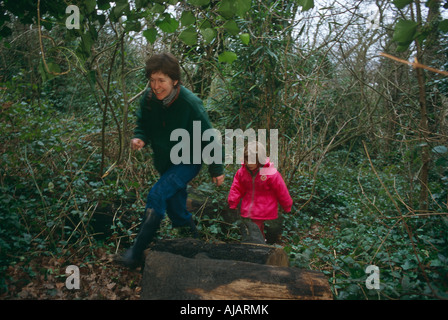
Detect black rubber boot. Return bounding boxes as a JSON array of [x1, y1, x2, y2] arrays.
[[115, 208, 162, 269], [187, 216, 199, 239]]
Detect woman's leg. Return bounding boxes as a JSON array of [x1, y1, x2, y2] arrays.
[[145, 164, 202, 220], [116, 164, 201, 268]]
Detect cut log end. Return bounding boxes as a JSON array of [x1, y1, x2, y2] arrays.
[[187, 278, 327, 300]]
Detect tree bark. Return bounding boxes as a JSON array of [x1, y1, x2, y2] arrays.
[[150, 238, 289, 267], [414, 1, 430, 212], [141, 250, 333, 300], [416, 65, 430, 211]]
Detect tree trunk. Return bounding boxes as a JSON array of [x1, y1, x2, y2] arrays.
[[414, 1, 430, 212], [150, 238, 289, 267], [141, 250, 333, 300], [416, 64, 429, 212]]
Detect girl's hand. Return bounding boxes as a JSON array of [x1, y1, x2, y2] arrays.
[[131, 138, 145, 151]]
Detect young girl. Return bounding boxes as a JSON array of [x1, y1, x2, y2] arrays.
[[228, 141, 293, 239]]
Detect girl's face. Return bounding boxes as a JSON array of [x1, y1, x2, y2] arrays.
[[150, 71, 178, 100], [245, 160, 259, 171]]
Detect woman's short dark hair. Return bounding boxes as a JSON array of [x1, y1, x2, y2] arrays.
[[145, 52, 181, 84]]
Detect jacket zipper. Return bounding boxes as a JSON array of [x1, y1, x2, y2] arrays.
[[247, 168, 259, 218]]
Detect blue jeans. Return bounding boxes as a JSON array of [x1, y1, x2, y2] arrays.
[[145, 164, 202, 227]]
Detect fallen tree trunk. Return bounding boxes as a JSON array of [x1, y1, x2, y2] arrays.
[[141, 251, 333, 300], [140, 188, 333, 300], [150, 238, 289, 267]]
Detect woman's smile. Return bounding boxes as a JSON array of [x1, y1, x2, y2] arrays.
[[150, 71, 178, 100]]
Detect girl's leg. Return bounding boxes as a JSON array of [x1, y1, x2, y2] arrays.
[[251, 219, 266, 239]]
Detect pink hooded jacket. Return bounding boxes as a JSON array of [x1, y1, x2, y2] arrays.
[[228, 161, 293, 220]]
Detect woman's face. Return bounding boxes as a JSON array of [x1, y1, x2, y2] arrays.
[[150, 71, 178, 101]]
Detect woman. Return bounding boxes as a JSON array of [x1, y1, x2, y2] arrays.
[[117, 52, 224, 268]]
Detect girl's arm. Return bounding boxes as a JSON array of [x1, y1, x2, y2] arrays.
[[272, 172, 293, 212], [228, 170, 244, 209]]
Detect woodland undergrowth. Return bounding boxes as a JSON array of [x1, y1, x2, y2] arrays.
[[1, 80, 448, 300]]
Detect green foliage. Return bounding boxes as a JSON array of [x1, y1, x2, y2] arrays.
[[393, 19, 419, 51], [393, 0, 413, 9], [0, 70, 147, 293], [284, 151, 448, 299], [218, 51, 238, 64], [391, 0, 448, 51], [297, 0, 315, 12], [1, 0, 447, 300]]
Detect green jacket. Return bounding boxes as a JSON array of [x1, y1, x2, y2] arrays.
[[133, 86, 224, 177]]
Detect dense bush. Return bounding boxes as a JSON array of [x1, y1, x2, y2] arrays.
[[284, 151, 448, 299]]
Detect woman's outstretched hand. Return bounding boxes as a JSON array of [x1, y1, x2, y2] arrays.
[[131, 138, 145, 151], [212, 175, 224, 187]]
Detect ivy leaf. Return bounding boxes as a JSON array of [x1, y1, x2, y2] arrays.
[[393, 19, 418, 51], [223, 20, 239, 35], [439, 19, 448, 33], [393, 0, 413, 9], [297, 0, 314, 11], [113, 0, 129, 18], [125, 20, 142, 32], [179, 26, 198, 46], [156, 14, 179, 33], [151, 3, 166, 13], [393, 19, 418, 43], [135, 0, 150, 10], [219, 0, 252, 18], [47, 62, 61, 74], [235, 0, 252, 17], [201, 28, 216, 44], [143, 27, 157, 44], [401, 259, 416, 270], [98, 0, 111, 10], [180, 11, 196, 27], [218, 51, 237, 64], [80, 32, 94, 55], [84, 0, 97, 14], [189, 0, 210, 6], [239, 33, 250, 45], [38, 60, 61, 81], [430, 259, 443, 267], [218, 0, 237, 19]]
